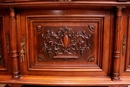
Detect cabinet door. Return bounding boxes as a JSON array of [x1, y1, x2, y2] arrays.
[[0, 11, 12, 75], [120, 9, 130, 76], [19, 9, 112, 76]]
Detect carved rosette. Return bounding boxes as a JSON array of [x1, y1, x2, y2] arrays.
[[39, 26, 93, 60]]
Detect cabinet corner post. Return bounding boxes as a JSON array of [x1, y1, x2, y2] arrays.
[[9, 8, 20, 79]]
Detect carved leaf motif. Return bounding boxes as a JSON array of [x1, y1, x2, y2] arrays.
[[40, 26, 92, 59]]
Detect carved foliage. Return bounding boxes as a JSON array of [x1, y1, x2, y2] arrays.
[[39, 26, 93, 60]]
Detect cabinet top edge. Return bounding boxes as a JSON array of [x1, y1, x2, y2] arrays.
[[0, 1, 130, 8]]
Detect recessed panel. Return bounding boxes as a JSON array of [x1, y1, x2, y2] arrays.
[[27, 16, 104, 72]]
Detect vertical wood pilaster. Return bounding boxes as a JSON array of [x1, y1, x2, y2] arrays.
[[112, 7, 123, 80], [9, 8, 20, 79]]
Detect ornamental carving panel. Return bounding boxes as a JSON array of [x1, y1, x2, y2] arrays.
[[36, 26, 95, 62]]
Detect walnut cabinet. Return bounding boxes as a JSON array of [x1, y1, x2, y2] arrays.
[[0, 0, 130, 87]]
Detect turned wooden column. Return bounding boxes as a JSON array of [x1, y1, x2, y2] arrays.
[[10, 8, 20, 79], [112, 7, 123, 80]]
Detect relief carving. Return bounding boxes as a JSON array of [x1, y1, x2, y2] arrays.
[[37, 25, 43, 32], [38, 54, 45, 62], [87, 54, 94, 62], [40, 26, 93, 59], [88, 25, 95, 32]]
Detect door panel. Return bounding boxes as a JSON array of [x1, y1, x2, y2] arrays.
[[20, 9, 112, 76], [0, 11, 12, 74], [120, 9, 130, 76]]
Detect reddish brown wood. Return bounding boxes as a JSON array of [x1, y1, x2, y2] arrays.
[[19, 9, 112, 76], [0, 0, 130, 87], [4, 0, 13, 2], [14, 0, 116, 2], [5, 84, 22, 87], [0, 0, 4, 3], [0, 10, 12, 75], [120, 9, 130, 76], [1, 2, 130, 10], [9, 8, 20, 79], [117, 0, 127, 1], [109, 85, 127, 87], [112, 7, 123, 80]]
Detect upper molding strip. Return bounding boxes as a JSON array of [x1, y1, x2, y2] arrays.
[[0, 2, 129, 8]]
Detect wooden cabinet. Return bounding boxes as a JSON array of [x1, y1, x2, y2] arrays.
[[0, 1, 130, 87], [19, 9, 112, 76]]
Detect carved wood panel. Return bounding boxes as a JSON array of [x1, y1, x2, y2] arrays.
[[28, 16, 100, 69], [37, 26, 94, 62], [21, 10, 112, 76]]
